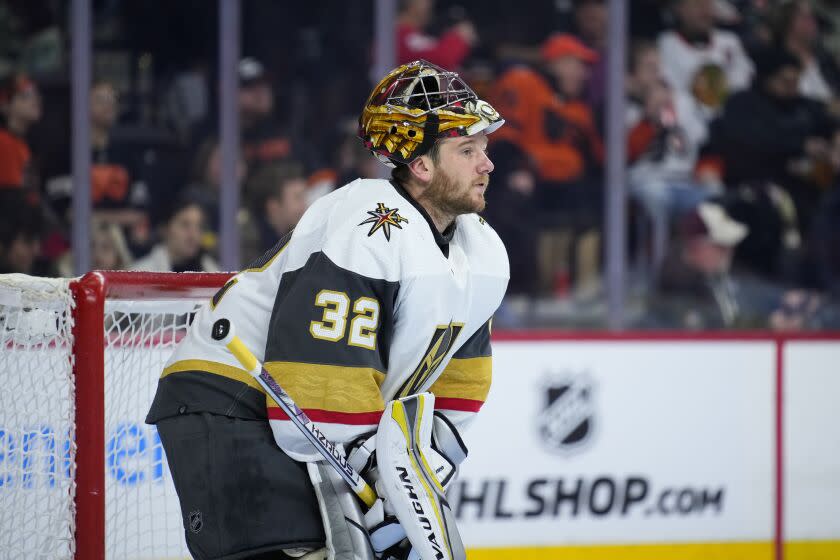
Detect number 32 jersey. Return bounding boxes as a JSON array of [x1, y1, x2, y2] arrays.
[[146, 178, 509, 460]]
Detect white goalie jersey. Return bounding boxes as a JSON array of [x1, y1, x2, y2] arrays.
[[147, 178, 509, 461]]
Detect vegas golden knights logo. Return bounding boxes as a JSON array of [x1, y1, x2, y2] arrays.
[[359, 203, 409, 241], [398, 322, 463, 398]]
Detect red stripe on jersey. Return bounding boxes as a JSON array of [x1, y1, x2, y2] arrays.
[[435, 397, 484, 412], [268, 407, 383, 425]]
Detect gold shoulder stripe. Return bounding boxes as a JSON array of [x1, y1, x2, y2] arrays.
[[264, 361, 386, 414], [161, 359, 265, 393], [210, 278, 238, 310], [242, 233, 291, 273], [429, 356, 492, 402]]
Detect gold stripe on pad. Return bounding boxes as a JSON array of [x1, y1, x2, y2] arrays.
[[786, 540, 840, 560], [264, 361, 386, 413], [392, 400, 453, 558], [467, 541, 773, 560], [161, 359, 264, 393], [429, 357, 491, 401]]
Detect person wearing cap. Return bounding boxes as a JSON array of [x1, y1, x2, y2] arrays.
[[492, 33, 603, 192], [146, 60, 507, 560], [0, 74, 42, 189], [649, 201, 774, 328], [650, 202, 745, 327], [237, 57, 274, 138], [190, 57, 319, 178], [649, 200, 840, 330], [490, 33, 604, 295]]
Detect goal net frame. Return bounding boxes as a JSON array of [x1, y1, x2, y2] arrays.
[[71, 271, 230, 559]]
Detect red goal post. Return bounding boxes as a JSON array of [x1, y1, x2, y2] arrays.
[[0, 271, 232, 560]]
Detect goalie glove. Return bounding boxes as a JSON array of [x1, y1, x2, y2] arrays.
[[347, 397, 468, 559]]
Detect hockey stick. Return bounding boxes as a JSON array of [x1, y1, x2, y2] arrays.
[[210, 318, 377, 508]]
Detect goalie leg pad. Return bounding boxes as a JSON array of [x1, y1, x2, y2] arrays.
[[307, 461, 376, 560], [376, 393, 466, 560]]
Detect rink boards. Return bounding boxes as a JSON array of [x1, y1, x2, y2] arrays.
[[1, 335, 838, 559], [457, 335, 840, 560]]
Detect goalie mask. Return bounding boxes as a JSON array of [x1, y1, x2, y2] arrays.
[[359, 60, 504, 168]]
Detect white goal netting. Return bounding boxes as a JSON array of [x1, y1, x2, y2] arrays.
[[0, 276, 76, 559], [0, 274, 202, 560]]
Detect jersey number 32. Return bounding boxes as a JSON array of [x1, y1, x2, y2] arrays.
[[309, 290, 380, 350]]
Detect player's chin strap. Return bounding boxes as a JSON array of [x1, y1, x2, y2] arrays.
[[356, 393, 467, 560]]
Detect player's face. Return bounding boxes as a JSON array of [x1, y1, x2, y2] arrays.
[[427, 133, 494, 215]]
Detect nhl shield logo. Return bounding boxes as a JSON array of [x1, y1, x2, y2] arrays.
[[188, 510, 203, 533], [536, 372, 596, 454]]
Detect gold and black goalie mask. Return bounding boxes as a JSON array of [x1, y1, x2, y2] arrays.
[[359, 60, 504, 167]]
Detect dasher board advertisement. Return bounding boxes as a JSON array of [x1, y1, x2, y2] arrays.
[[453, 340, 776, 550]]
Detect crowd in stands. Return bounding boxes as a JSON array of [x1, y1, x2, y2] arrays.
[[0, 0, 838, 329]]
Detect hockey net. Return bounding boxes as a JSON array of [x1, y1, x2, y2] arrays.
[[0, 271, 230, 559]]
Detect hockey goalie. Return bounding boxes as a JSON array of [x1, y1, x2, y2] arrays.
[[145, 60, 509, 560]]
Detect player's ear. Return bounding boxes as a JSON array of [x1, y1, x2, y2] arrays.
[[408, 154, 434, 184]]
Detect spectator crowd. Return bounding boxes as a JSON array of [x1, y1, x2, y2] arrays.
[[0, 0, 838, 329]]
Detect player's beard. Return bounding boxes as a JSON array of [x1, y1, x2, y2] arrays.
[[426, 167, 489, 216]]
